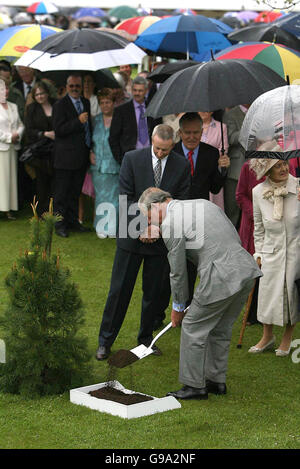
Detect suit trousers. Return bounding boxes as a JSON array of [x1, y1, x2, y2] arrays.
[[98, 246, 171, 348], [54, 165, 86, 229], [179, 279, 254, 388]]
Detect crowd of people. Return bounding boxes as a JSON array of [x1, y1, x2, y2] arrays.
[[0, 50, 299, 400]]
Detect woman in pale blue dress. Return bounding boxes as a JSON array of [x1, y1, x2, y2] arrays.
[[90, 89, 120, 238]]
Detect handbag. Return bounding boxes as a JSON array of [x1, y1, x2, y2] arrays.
[[19, 137, 54, 164]]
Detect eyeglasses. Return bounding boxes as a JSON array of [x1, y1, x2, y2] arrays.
[[68, 84, 81, 89]]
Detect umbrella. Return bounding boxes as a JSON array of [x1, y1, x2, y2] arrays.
[[273, 12, 300, 39], [228, 23, 300, 52], [173, 9, 197, 16], [13, 12, 33, 24], [15, 28, 146, 71], [215, 42, 300, 84], [145, 59, 287, 118], [254, 10, 285, 24], [236, 11, 259, 23], [147, 59, 200, 83], [0, 24, 62, 58], [115, 16, 161, 35], [219, 16, 244, 30], [134, 14, 232, 60], [27, 2, 59, 15], [43, 68, 120, 89], [72, 8, 106, 20], [97, 26, 136, 42], [239, 85, 300, 162], [0, 13, 12, 28], [108, 6, 141, 20]]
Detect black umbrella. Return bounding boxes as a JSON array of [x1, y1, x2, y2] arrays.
[[228, 24, 300, 52], [15, 28, 146, 71], [42, 68, 120, 89], [146, 59, 287, 117], [148, 60, 201, 83], [146, 59, 287, 155], [219, 16, 244, 30]]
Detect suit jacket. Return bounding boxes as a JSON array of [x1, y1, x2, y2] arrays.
[[52, 94, 92, 170], [118, 146, 191, 256], [161, 199, 262, 306], [109, 99, 161, 164], [173, 141, 226, 200], [223, 106, 246, 181]]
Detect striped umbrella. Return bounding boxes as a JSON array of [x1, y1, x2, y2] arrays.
[[215, 42, 300, 84], [27, 2, 59, 15], [115, 16, 161, 35], [0, 24, 62, 58]]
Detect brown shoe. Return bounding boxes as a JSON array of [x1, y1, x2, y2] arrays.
[[96, 345, 111, 361]]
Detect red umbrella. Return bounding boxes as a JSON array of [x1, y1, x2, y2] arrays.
[[254, 10, 284, 23], [115, 16, 161, 35]]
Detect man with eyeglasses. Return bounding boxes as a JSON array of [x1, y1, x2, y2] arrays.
[[52, 74, 92, 237]]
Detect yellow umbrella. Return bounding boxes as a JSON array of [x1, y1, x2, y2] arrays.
[[0, 24, 62, 58]]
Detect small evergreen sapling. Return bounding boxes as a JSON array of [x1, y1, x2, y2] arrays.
[[0, 199, 91, 397]]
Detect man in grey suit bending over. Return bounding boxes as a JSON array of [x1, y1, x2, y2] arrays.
[[138, 188, 262, 400]]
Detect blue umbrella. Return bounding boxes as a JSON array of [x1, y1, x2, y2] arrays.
[[134, 14, 232, 59], [72, 8, 106, 20]]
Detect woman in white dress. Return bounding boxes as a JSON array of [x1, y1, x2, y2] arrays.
[[0, 78, 24, 219], [248, 159, 300, 356]]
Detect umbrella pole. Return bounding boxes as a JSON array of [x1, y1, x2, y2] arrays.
[[237, 280, 256, 348], [186, 33, 190, 60], [220, 117, 227, 176]]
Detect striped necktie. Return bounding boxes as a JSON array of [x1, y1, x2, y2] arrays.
[[154, 159, 162, 187]]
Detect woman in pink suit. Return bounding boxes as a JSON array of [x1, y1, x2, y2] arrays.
[[236, 161, 265, 324], [236, 161, 265, 256]]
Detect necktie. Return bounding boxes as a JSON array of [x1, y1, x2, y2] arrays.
[[187, 150, 194, 176], [26, 84, 32, 97], [154, 159, 162, 187], [75, 100, 91, 148], [138, 104, 149, 145]]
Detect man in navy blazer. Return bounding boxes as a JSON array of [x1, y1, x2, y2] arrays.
[[173, 112, 230, 305], [96, 124, 190, 360], [52, 74, 92, 237], [108, 75, 161, 164]]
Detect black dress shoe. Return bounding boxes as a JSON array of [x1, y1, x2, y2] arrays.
[[206, 380, 227, 395], [167, 385, 208, 400], [69, 223, 91, 233], [96, 346, 111, 361], [55, 228, 69, 238]]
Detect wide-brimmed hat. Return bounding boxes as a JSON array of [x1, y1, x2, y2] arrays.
[[249, 158, 279, 180]]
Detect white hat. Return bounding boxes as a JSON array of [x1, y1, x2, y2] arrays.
[[249, 158, 279, 180]]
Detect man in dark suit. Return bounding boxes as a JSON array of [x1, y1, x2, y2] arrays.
[[96, 124, 190, 360], [173, 112, 230, 305], [108, 75, 160, 164], [52, 74, 92, 237]]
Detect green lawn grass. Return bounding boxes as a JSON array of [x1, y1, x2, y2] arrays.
[[1, 204, 300, 449]]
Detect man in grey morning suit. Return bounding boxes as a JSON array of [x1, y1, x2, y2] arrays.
[[138, 188, 262, 400]]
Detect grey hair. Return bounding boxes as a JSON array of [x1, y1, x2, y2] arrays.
[[152, 124, 175, 142], [132, 75, 148, 88], [138, 187, 172, 213]]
